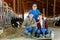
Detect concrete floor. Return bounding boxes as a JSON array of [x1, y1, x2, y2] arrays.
[[51, 28, 60, 40], [0, 27, 60, 40]]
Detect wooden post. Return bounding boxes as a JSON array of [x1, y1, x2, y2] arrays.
[[42, 0, 44, 13], [17, 0, 19, 14], [46, 0, 48, 17], [53, 0, 56, 17], [53, 0, 56, 27], [42, 0, 45, 17], [13, 0, 15, 12], [20, 0, 21, 14], [43, 8, 45, 17], [20, 0, 24, 20]]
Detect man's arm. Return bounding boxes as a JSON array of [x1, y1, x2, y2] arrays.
[[32, 23, 37, 27], [32, 19, 37, 27], [22, 19, 27, 28]]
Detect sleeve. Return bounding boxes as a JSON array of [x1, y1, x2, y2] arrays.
[[38, 9, 40, 14], [27, 9, 32, 18], [29, 9, 32, 14]]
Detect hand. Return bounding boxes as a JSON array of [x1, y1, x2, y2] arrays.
[[22, 26, 25, 28], [37, 21, 40, 23], [32, 24, 37, 27]]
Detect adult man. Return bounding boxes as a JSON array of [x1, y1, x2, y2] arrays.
[[22, 13, 37, 36], [28, 4, 40, 21]]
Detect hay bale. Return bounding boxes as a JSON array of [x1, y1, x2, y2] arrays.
[[5, 27, 16, 34], [0, 32, 7, 38]]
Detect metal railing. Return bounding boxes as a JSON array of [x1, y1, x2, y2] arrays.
[[2, 2, 16, 27], [0, 6, 2, 27]]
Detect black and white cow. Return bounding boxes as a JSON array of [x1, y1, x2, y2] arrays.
[[11, 17, 23, 28], [55, 19, 60, 26]]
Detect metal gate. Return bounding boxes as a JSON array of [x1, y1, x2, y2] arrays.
[[2, 2, 15, 27]]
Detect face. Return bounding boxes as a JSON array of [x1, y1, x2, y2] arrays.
[[39, 15, 42, 20], [33, 6, 37, 10], [29, 14, 34, 18]]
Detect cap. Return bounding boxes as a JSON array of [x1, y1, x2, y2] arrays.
[[32, 4, 37, 7]]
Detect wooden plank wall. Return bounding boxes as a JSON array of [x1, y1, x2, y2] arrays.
[[4, 0, 60, 17]]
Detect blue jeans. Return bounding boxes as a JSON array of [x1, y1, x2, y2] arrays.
[[36, 28, 51, 36], [24, 26, 37, 35]]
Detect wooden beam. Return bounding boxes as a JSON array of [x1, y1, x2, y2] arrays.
[[22, 0, 25, 12], [17, 0, 19, 14], [42, 0, 45, 14], [13, 0, 15, 12], [42, 0, 44, 8], [56, 5, 60, 7]]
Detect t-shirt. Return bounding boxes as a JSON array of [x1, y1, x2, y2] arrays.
[[40, 20, 44, 28], [28, 9, 40, 21], [22, 18, 36, 26]]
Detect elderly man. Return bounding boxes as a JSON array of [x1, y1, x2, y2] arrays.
[[22, 13, 37, 36], [28, 4, 40, 21]]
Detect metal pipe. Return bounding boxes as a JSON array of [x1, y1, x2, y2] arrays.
[[2, 0, 4, 27]]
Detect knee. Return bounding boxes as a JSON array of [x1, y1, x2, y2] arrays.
[[26, 26, 32, 31], [41, 29, 46, 33], [29, 27, 32, 31], [35, 27, 38, 30], [47, 29, 51, 34], [33, 27, 38, 31], [36, 30, 40, 34], [24, 30, 28, 35]]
